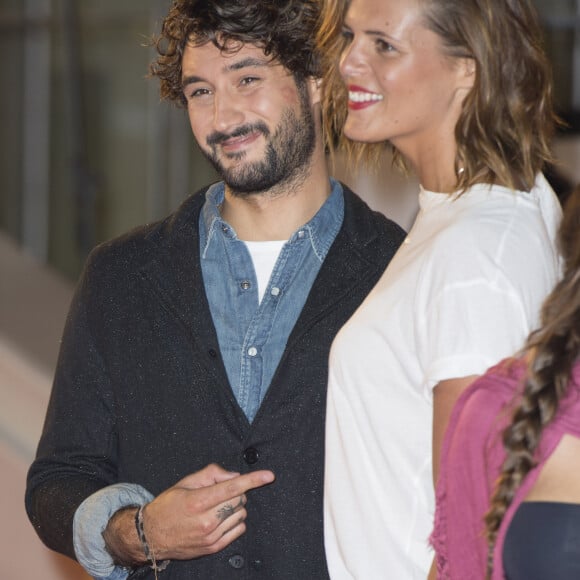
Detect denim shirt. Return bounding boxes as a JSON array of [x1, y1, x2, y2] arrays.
[[200, 180, 344, 422], [73, 179, 344, 579]]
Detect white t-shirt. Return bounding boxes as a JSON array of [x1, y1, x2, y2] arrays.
[[324, 174, 562, 579], [244, 240, 286, 302]]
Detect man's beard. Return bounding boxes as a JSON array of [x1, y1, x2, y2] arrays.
[[202, 87, 316, 196]]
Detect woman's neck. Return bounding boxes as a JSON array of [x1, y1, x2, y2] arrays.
[[395, 130, 459, 194]]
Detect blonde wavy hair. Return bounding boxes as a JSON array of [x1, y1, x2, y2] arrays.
[[317, 0, 560, 192]]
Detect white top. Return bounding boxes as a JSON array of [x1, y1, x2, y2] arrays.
[[244, 240, 286, 302], [324, 174, 562, 579]]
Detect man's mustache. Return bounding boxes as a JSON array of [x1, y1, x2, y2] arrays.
[[206, 122, 270, 147]]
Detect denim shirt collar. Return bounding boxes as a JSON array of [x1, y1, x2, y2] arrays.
[[199, 178, 344, 422], [200, 178, 344, 256]]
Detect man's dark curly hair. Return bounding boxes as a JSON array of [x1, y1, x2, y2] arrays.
[[150, 0, 323, 108]]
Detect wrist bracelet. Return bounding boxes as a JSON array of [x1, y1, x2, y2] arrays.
[[135, 504, 169, 578]]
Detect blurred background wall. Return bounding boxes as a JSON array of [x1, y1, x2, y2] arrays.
[[0, 0, 579, 577]]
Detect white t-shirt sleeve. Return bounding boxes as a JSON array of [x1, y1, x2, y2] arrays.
[[421, 278, 529, 394], [416, 193, 558, 395]]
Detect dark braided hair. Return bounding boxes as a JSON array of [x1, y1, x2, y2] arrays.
[[484, 185, 580, 577], [150, 0, 323, 107]]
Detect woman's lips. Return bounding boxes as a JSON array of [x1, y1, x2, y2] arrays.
[[347, 85, 384, 110]]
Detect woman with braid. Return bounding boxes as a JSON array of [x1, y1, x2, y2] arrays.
[[431, 185, 580, 579]]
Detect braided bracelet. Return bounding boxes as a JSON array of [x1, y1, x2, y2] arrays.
[[135, 504, 169, 578]]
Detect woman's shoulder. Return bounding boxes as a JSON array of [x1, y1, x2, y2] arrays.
[[449, 359, 525, 442], [421, 182, 559, 290], [464, 358, 525, 401]]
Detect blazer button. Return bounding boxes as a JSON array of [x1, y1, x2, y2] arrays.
[[208, 348, 218, 358], [228, 554, 245, 569], [243, 447, 259, 465]]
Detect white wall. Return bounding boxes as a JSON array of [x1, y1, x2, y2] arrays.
[[0, 233, 90, 579]]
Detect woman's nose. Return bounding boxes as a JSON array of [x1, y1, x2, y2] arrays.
[[339, 37, 369, 79]]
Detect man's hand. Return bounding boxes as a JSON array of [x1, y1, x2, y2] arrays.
[[103, 464, 275, 565]]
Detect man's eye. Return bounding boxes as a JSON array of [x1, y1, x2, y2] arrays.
[[188, 87, 211, 99], [240, 76, 259, 86]]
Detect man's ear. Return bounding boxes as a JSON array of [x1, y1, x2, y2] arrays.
[[308, 76, 323, 105]]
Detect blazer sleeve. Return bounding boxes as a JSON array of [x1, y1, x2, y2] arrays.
[[25, 247, 120, 559]]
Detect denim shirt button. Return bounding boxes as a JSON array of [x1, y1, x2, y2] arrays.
[[240, 280, 251, 290], [270, 287, 280, 296], [297, 230, 305, 238], [247, 346, 258, 357]]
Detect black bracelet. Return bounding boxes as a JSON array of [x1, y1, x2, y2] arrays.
[[134, 504, 169, 577]]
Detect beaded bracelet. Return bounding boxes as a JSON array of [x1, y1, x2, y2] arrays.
[[135, 504, 169, 578]]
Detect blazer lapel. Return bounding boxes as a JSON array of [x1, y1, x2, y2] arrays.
[[138, 190, 232, 391], [286, 187, 383, 348]]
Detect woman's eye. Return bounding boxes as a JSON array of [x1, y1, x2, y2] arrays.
[[376, 39, 395, 53], [341, 28, 354, 44]]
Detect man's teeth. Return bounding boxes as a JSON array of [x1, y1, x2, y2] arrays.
[[349, 91, 384, 103]]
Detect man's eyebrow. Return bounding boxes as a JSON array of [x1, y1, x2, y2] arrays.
[[182, 74, 204, 88], [227, 56, 269, 72], [182, 56, 270, 89]]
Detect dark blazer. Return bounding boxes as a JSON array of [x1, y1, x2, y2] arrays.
[[26, 184, 405, 579]]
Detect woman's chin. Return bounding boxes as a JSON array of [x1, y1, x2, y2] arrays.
[[344, 124, 388, 145]]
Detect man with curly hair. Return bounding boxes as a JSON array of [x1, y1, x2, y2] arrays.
[[25, 1, 405, 579]]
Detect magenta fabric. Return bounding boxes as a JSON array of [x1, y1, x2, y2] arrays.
[[431, 358, 580, 579]]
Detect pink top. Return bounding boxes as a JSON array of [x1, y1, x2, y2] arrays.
[[431, 358, 580, 579]]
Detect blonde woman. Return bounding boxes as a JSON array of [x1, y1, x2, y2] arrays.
[[317, 0, 563, 576]]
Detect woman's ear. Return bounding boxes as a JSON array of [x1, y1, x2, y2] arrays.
[[457, 57, 476, 90]]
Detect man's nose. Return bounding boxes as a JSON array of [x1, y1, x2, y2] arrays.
[[212, 92, 245, 132]]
